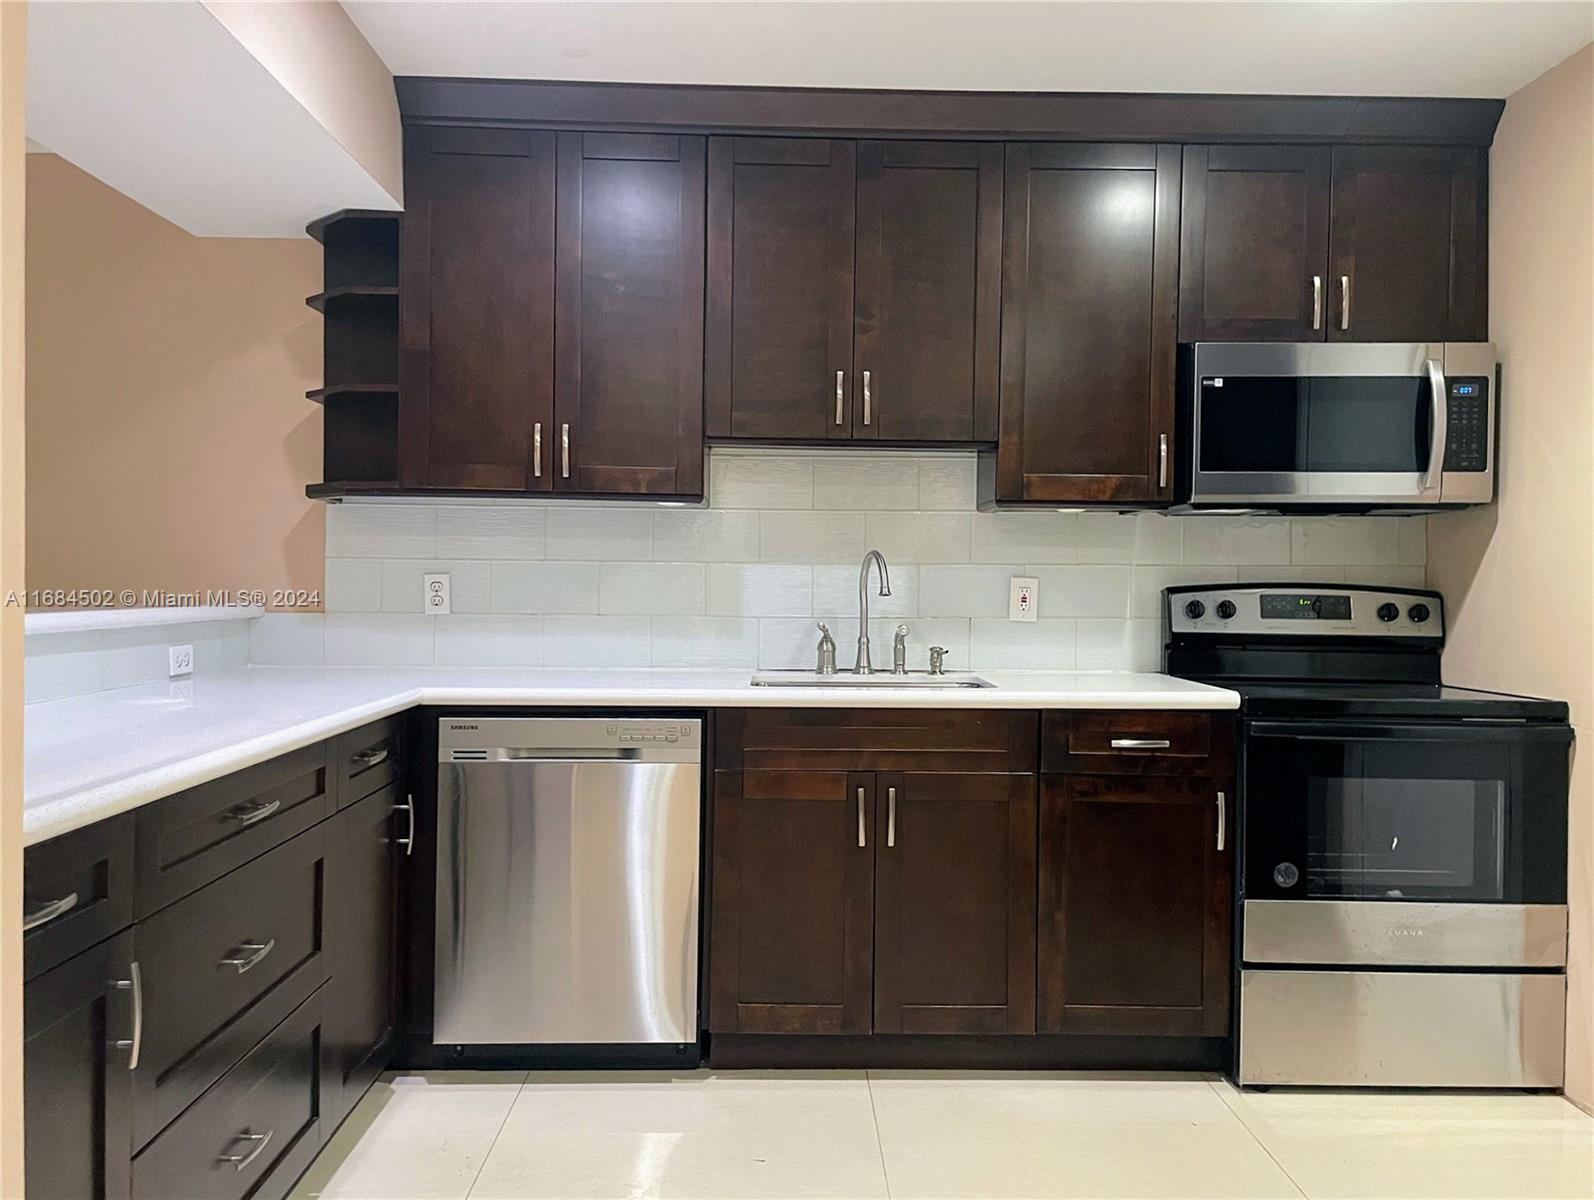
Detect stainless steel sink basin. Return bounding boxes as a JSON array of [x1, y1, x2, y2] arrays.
[[750, 671, 994, 689]]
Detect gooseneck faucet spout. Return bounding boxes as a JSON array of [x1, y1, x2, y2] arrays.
[[855, 549, 892, 674]]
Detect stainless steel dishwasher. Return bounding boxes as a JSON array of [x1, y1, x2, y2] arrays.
[[434, 716, 702, 1049]]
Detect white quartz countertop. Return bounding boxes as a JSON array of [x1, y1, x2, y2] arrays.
[[23, 667, 1239, 846]]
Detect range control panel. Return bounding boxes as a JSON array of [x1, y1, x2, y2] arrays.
[[1443, 377, 1491, 473], [1166, 586, 1444, 639]]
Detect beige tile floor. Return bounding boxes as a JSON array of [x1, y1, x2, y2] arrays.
[[290, 1070, 1594, 1200]]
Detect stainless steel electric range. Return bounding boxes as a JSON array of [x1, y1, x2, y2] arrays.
[[1164, 583, 1572, 1089]]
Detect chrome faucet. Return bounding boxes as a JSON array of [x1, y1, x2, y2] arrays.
[[854, 549, 892, 674]]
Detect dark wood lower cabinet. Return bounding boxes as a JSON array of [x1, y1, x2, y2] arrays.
[[23, 931, 135, 1200], [873, 773, 1035, 1034], [1039, 775, 1232, 1036]]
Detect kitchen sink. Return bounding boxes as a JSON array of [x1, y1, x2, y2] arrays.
[[749, 671, 994, 689]]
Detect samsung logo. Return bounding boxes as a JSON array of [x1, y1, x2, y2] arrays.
[[449, 723, 479, 731]]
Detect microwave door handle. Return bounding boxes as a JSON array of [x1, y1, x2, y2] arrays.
[[1425, 358, 1447, 495]]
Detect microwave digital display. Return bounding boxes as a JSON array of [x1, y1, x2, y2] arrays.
[[1261, 594, 1352, 621]]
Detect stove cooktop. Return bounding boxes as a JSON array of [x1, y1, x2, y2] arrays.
[[1209, 680, 1569, 722]]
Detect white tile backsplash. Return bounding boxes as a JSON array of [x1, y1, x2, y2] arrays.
[[27, 618, 252, 702], [250, 449, 1432, 673]]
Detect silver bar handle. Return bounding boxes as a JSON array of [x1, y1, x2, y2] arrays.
[[111, 960, 142, 1071], [1110, 738, 1171, 750], [561, 423, 571, 479], [23, 892, 79, 932], [1311, 275, 1323, 330], [887, 786, 897, 848], [229, 798, 280, 828], [856, 786, 866, 848], [1424, 358, 1448, 493], [862, 370, 872, 426], [1340, 274, 1351, 331], [533, 422, 542, 478], [835, 370, 845, 426], [1157, 433, 1169, 489], [220, 939, 276, 974], [1217, 791, 1227, 852], [218, 1129, 274, 1172], [354, 747, 389, 768], [395, 793, 416, 856]]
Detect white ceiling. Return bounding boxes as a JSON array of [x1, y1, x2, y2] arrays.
[[344, 1, 1593, 99]]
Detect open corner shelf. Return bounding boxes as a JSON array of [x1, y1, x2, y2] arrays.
[[305, 286, 399, 314], [306, 383, 399, 405], [307, 208, 401, 249], [305, 480, 399, 501]]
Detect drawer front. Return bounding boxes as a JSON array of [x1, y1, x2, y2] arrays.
[[336, 716, 404, 809], [132, 824, 328, 1147], [1044, 711, 1233, 776], [719, 708, 1037, 773], [132, 986, 326, 1200], [24, 812, 134, 982], [136, 741, 333, 917]]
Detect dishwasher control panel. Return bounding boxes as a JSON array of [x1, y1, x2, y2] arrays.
[[439, 715, 702, 761]]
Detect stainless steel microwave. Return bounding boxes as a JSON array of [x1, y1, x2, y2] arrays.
[[1174, 342, 1497, 512]]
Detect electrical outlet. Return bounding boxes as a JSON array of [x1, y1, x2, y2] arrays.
[[168, 644, 193, 677], [423, 572, 452, 615], [1009, 576, 1038, 623]]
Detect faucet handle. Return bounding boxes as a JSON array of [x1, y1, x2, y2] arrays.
[[892, 625, 909, 675], [816, 622, 837, 675], [927, 645, 947, 676]]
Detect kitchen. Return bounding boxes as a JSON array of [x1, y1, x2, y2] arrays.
[[3, 3, 1593, 1199]]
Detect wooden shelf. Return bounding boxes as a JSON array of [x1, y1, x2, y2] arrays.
[[307, 208, 400, 249], [306, 286, 398, 314], [306, 383, 398, 405], [305, 480, 399, 501]]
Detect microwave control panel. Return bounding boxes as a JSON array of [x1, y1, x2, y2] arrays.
[[1443, 377, 1490, 473]]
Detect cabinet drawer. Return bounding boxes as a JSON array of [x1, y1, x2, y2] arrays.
[[24, 812, 134, 982], [132, 986, 326, 1200], [336, 716, 404, 809], [132, 824, 328, 1148], [1044, 711, 1233, 776], [136, 741, 333, 917]]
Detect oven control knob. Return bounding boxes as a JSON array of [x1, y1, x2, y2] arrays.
[[1408, 603, 1431, 624], [1183, 600, 1206, 620], [1273, 862, 1301, 889], [1215, 600, 1237, 620], [1377, 602, 1400, 622]]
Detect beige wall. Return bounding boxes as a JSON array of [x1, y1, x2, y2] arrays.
[[1426, 42, 1594, 1110], [0, 4, 24, 1192], [26, 154, 325, 608]]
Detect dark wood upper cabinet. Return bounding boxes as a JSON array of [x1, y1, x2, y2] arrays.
[[708, 769, 875, 1035], [1329, 145, 1487, 343], [873, 772, 1035, 1034], [853, 141, 1002, 443], [1178, 145, 1331, 342], [555, 133, 706, 497], [1039, 775, 1232, 1037], [706, 137, 856, 441], [399, 126, 556, 491], [992, 143, 1179, 504], [1181, 143, 1487, 344]]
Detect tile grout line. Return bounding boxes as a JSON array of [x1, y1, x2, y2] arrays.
[[462, 1072, 531, 1200], [864, 1071, 895, 1200], [1204, 1078, 1311, 1199]]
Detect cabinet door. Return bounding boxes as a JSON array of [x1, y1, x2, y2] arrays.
[[1178, 145, 1331, 341], [555, 133, 706, 497], [853, 141, 1001, 443], [873, 773, 1036, 1034], [1039, 776, 1231, 1036], [1329, 146, 1486, 343], [706, 138, 856, 440], [24, 931, 135, 1200], [327, 784, 402, 1127], [708, 770, 874, 1034], [996, 143, 1179, 503], [400, 126, 555, 491]]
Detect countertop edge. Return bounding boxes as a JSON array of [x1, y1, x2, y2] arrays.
[[23, 676, 1241, 846]]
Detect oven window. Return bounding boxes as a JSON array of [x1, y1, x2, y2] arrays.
[[1200, 376, 1432, 473], [1306, 777, 1506, 900]]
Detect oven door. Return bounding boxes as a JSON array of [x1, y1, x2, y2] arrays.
[[1185, 342, 1445, 507]]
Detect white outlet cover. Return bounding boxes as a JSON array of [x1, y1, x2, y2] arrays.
[[168, 643, 194, 677], [423, 572, 452, 615], [1009, 576, 1039, 623]]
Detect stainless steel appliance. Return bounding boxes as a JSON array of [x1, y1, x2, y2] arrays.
[[1175, 342, 1497, 511], [1164, 585, 1571, 1088], [434, 716, 702, 1051]]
